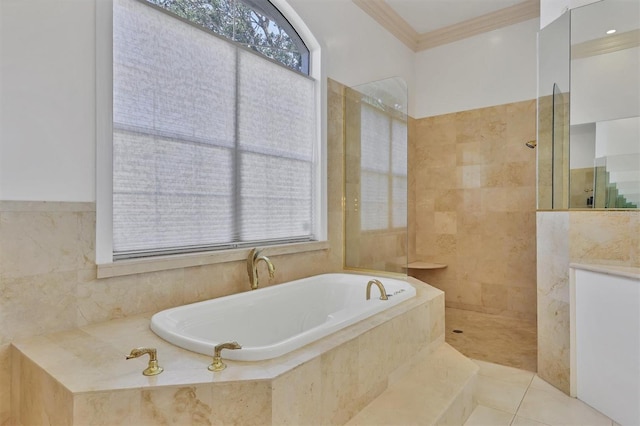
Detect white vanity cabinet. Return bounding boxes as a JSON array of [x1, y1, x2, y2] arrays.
[[571, 264, 640, 426]]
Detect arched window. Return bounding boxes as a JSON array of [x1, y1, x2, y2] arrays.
[[110, 0, 318, 259], [147, 0, 309, 74]]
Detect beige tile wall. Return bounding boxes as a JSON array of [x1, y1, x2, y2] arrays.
[[410, 100, 538, 321], [0, 80, 347, 425], [537, 210, 640, 394]]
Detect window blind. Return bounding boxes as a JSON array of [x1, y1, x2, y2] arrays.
[[112, 0, 316, 257], [360, 104, 407, 231]]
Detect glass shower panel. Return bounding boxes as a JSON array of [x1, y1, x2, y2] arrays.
[[537, 11, 570, 210], [344, 77, 408, 274], [552, 83, 570, 209]]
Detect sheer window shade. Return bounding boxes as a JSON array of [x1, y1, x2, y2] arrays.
[[360, 104, 407, 231], [113, 0, 316, 257]]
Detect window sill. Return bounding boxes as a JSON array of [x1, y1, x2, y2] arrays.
[[97, 240, 330, 279]]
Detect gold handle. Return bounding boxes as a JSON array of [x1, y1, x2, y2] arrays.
[[208, 341, 242, 372]]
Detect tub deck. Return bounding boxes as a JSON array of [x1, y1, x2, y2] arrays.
[[10, 276, 472, 425]]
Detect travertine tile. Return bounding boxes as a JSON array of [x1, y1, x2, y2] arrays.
[[464, 405, 514, 426], [209, 381, 272, 425], [473, 360, 534, 387], [0, 210, 89, 280], [0, 271, 77, 345], [536, 210, 571, 342], [347, 343, 478, 426], [569, 211, 640, 267], [140, 385, 214, 425], [429, 292, 445, 341], [320, 338, 360, 425], [18, 356, 73, 426], [517, 387, 612, 426], [76, 268, 185, 326], [537, 298, 570, 394], [511, 415, 551, 426], [446, 308, 537, 372], [435, 211, 457, 235], [74, 389, 141, 425], [475, 374, 529, 414], [181, 261, 246, 304], [272, 358, 322, 425], [410, 100, 536, 321], [0, 345, 10, 426]]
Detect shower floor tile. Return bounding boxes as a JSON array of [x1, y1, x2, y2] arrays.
[[445, 307, 537, 372]]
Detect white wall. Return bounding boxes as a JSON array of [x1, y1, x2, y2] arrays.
[[0, 0, 96, 202], [571, 47, 640, 125], [595, 116, 640, 157], [0, 0, 416, 202], [570, 123, 596, 169], [413, 19, 539, 118], [287, 0, 416, 107]]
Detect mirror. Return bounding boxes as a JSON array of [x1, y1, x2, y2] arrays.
[[538, 0, 640, 209], [570, 0, 640, 208], [344, 77, 408, 273]]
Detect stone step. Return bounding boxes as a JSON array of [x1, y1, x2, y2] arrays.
[[346, 343, 479, 425]]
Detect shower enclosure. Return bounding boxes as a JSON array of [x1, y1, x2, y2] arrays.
[[343, 77, 408, 274]]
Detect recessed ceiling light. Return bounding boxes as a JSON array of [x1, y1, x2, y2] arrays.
[[606, 29, 617, 34]]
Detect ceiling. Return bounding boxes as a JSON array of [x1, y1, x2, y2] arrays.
[[352, 0, 540, 51], [385, 0, 525, 34], [355, 0, 640, 53]]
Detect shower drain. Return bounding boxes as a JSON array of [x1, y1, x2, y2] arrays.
[[452, 329, 464, 334]]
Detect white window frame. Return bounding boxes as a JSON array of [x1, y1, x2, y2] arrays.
[[95, 0, 326, 278]]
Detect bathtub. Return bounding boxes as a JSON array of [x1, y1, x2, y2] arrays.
[[150, 273, 416, 361]]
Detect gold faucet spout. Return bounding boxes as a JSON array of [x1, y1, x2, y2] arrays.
[[247, 248, 275, 290], [125, 347, 163, 376], [209, 341, 242, 372], [366, 279, 389, 301]]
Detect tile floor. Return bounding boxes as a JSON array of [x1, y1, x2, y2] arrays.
[[445, 308, 537, 372], [466, 359, 616, 426], [446, 308, 616, 425]]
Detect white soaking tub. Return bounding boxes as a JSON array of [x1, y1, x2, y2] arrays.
[[150, 273, 416, 361]]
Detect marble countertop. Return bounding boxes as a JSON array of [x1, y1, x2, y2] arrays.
[[570, 263, 640, 280]]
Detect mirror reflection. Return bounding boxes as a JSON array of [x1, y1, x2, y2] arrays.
[[569, 0, 640, 208], [538, 0, 639, 209]]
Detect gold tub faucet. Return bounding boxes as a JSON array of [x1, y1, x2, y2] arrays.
[[125, 347, 164, 376], [209, 341, 242, 372], [247, 248, 275, 290], [366, 279, 389, 301]]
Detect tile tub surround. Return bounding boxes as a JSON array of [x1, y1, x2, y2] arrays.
[[410, 99, 537, 321], [536, 210, 640, 395], [12, 277, 445, 425], [0, 202, 340, 425]]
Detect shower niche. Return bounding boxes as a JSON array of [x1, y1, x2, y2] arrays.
[[343, 77, 408, 274]]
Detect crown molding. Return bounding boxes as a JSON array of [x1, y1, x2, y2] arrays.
[[572, 29, 640, 60], [352, 0, 419, 51], [353, 0, 540, 52]]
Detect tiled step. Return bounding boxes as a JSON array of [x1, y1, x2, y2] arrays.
[[346, 343, 479, 425]]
